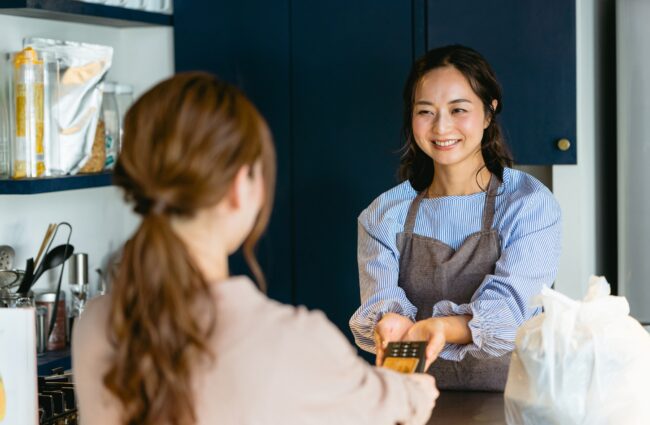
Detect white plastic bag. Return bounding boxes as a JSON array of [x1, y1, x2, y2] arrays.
[[505, 276, 650, 425]]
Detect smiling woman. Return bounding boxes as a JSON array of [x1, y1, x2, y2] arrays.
[[349, 45, 562, 392]]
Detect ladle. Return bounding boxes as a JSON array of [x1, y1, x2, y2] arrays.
[[17, 244, 74, 295]]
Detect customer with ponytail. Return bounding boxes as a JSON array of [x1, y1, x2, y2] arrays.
[[72, 72, 437, 425]]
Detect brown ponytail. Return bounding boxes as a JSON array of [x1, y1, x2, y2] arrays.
[[106, 72, 276, 425]]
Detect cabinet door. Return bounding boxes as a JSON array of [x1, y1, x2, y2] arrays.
[[291, 1, 414, 337], [174, 0, 293, 303], [427, 0, 576, 165]]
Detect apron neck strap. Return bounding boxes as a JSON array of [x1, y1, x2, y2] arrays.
[[403, 173, 500, 234], [404, 190, 426, 233], [481, 173, 499, 231]]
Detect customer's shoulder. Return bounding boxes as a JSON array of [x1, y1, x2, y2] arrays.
[[74, 295, 110, 339], [72, 294, 112, 365], [257, 297, 355, 358]]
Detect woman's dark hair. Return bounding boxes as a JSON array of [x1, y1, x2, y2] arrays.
[[107, 72, 276, 425], [399, 44, 513, 191]]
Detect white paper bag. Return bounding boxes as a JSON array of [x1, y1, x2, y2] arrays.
[[505, 276, 650, 425]]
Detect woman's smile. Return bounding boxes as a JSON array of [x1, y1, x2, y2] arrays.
[[431, 138, 461, 149]]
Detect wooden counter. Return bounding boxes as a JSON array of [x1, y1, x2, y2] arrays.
[[427, 391, 506, 425]]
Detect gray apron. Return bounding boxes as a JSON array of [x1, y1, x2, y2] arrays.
[[396, 175, 510, 391]]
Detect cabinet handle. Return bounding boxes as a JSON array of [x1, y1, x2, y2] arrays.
[[556, 138, 571, 151]]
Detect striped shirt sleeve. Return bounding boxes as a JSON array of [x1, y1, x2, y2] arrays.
[[349, 212, 417, 354]]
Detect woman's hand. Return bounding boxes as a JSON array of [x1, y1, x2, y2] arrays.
[[404, 315, 473, 370], [404, 318, 447, 370], [374, 313, 414, 366]]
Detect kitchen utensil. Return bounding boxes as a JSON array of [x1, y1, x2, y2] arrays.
[[69, 253, 88, 317], [95, 268, 107, 296], [16, 258, 35, 295], [35, 223, 56, 269], [0, 269, 22, 291], [27, 244, 74, 292], [0, 245, 15, 270]]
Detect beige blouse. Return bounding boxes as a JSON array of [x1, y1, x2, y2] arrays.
[[73, 276, 436, 425]]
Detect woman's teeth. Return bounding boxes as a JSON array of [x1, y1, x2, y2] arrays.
[[433, 139, 459, 147]]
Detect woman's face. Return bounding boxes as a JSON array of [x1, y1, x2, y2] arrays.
[[411, 66, 491, 171]]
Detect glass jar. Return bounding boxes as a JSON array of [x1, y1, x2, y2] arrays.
[[115, 83, 133, 151], [0, 55, 10, 179], [101, 82, 120, 170], [0, 289, 34, 308], [9, 47, 45, 179]]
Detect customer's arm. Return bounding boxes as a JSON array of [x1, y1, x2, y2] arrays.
[[272, 307, 438, 425]]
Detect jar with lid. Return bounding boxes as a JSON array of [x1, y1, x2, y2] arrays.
[[9, 47, 45, 179], [101, 81, 120, 169]]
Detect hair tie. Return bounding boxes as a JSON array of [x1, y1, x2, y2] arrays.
[[152, 199, 167, 215]]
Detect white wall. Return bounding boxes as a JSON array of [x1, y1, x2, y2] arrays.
[[0, 14, 174, 296], [617, 0, 650, 322], [552, 0, 599, 299]]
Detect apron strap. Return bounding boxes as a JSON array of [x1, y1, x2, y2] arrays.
[[481, 174, 499, 231], [404, 191, 426, 233]]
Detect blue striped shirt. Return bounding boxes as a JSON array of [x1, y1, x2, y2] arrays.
[[349, 168, 562, 361]]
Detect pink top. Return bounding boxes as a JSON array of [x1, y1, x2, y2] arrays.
[[73, 276, 436, 425]]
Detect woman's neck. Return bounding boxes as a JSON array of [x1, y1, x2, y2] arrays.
[[171, 217, 230, 283], [428, 163, 492, 197]]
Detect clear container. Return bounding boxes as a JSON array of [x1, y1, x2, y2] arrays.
[[101, 82, 120, 169], [41, 51, 61, 177], [115, 83, 133, 150], [9, 47, 45, 179], [0, 55, 10, 178]]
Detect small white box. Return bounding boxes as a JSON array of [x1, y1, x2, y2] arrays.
[[0, 308, 38, 424]]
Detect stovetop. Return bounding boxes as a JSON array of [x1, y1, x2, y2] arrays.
[[38, 368, 77, 424]]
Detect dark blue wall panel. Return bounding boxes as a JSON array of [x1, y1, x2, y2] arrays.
[[174, 0, 293, 303], [427, 0, 576, 165], [291, 1, 414, 340]]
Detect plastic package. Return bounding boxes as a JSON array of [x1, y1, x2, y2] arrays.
[[504, 276, 650, 425], [23, 38, 113, 175]]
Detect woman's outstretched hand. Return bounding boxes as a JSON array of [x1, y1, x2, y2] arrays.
[[374, 313, 414, 366], [404, 315, 473, 370], [404, 319, 447, 370]]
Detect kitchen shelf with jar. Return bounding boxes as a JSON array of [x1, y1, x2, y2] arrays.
[[0, 0, 173, 27], [0, 172, 112, 194]]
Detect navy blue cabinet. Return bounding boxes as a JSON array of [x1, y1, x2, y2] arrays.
[[173, 0, 576, 344], [174, 0, 293, 303], [174, 1, 414, 339], [291, 1, 413, 339], [425, 0, 576, 164]]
